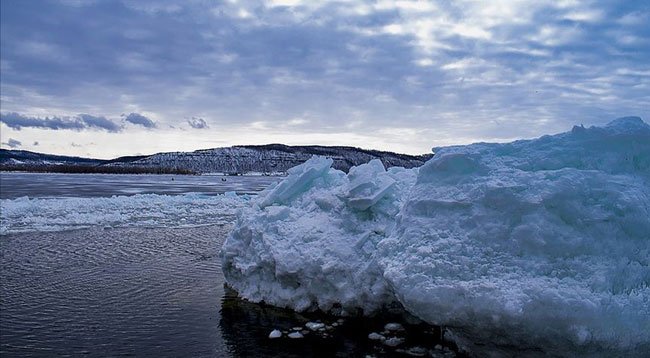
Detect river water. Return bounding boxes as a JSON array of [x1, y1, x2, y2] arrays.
[[0, 172, 457, 357]]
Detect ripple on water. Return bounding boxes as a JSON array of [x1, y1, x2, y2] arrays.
[[1, 224, 463, 358], [0, 225, 231, 357]]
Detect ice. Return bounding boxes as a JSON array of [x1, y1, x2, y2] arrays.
[[268, 329, 282, 339], [368, 332, 386, 341], [384, 323, 404, 332], [380, 117, 650, 355], [222, 156, 417, 313], [259, 156, 333, 208], [346, 159, 396, 210], [221, 117, 650, 356], [305, 322, 325, 331], [383, 337, 405, 347], [0, 193, 249, 234]]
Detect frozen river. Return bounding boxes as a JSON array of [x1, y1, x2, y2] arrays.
[[0, 172, 280, 199], [0, 173, 279, 234]]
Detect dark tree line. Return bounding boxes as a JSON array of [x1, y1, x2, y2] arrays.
[[0, 164, 197, 175]]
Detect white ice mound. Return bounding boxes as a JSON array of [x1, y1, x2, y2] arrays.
[[221, 157, 417, 313], [381, 116, 650, 355], [221, 117, 650, 356]]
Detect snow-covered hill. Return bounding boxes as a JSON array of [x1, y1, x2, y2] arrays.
[[1, 145, 432, 174], [105, 144, 432, 174], [0, 149, 105, 166]]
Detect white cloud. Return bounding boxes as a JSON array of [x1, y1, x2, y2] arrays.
[[287, 118, 308, 126], [564, 9, 604, 23]]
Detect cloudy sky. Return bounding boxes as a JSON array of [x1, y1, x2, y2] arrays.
[[1, 0, 648, 158]]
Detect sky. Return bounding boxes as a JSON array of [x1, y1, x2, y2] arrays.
[[1, 0, 648, 158]]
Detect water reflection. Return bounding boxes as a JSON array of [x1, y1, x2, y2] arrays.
[[219, 287, 461, 357], [0, 226, 231, 357]]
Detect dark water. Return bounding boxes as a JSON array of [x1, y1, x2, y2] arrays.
[[0, 172, 280, 199], [1, 226, 458, 357], [1, 173, 459, 357], [1, 226, 231, 357]]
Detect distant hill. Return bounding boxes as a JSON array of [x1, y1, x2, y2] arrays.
[[0, 149, 105, 165], [1, 145, 433, 174]]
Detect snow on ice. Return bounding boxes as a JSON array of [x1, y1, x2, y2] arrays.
[[0, 192, 248, 234], [221, 117, 650, 356]]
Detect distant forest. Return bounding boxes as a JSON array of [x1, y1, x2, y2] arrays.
[[0, 164, 197, 175]]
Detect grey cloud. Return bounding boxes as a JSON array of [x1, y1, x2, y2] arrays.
[[0, 112, 122, 132], [3, 138, 22, 148], [1, 112, 86, 130], [0, 0, 648, 150], [124, 113, 156, 128], [78, 114, 122, 132], [188, 117, 208, 129]]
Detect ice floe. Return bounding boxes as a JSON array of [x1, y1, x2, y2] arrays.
[[0, 192, 249, 234]]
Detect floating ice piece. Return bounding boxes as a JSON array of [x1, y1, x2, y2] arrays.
[[368, 332, 386, 341], [0, 192, 249, 234], [384, 323, 404, 332], [383, 337, 405, 347], [268, 329, 282, 339], [305, 322, 325, 331], [287, 331, 303, 339], [402, 346, 428, 356]]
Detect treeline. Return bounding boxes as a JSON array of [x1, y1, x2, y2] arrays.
[[0, 164, 197, 175]]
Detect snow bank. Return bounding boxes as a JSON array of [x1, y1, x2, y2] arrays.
[[221, 117, 650, 356], [0, 193, 247, 234]]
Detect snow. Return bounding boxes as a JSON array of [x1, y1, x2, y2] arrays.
[[221, 117, 650, 356], [110, 145, 428, 174], [0, 193, 249, 234]]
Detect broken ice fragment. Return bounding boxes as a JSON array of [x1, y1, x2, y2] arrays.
[[383, 337, 405, 347], [305, 322, 325, 331], [368, 332, 386, 341], [384, 323, 404, 331], [346, 159, 396, 210]]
